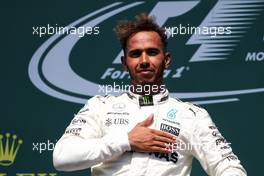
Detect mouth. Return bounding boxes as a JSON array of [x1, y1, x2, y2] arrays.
[[137, 69, 154, 77], [140, 70, 152, 73], [138, 69, 154, 73]]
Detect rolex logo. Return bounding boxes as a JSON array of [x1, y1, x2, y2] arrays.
[[0, 133, 23, 166]]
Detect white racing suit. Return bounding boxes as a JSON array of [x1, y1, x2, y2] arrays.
[[53, 89, 247, 176]]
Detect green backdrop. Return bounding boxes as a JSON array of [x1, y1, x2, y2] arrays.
[[1, 0, 264, 175]]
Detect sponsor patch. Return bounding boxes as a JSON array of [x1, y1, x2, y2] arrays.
[[65, 128, 82, 135], [160, 123, 180, 136]]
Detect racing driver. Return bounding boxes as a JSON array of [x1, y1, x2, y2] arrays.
[[53, 14, 247, 176]]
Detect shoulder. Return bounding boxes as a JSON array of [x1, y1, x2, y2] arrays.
[[169, 96, 209, 118], [185, 102, 208, 117], [77, 94, 120, 114], [85, 94, 123, 106]]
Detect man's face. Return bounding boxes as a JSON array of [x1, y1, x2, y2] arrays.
[[122, 31, 170, 86]]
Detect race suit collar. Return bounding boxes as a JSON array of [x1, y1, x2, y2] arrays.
[[126, 88, 169, 106]]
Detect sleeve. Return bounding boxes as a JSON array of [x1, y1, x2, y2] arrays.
[[53, 96, 131, 171], [190, 109, 247, 176]]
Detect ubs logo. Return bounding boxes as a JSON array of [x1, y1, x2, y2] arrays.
[[105, 118, 129, 126]]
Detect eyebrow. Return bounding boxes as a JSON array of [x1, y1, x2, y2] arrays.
[[128, 47, 160, 52]]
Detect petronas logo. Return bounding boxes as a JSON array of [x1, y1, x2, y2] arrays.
[[167, 109, 177, 120], [0, 133, 23, 166]]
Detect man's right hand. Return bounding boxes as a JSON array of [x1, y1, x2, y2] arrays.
[[128, 114, 176, 153]]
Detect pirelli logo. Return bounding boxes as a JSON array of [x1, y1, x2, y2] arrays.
[[160, 123, 180, 136]]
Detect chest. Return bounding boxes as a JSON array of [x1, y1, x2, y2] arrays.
[[101, 102, 187, 137]]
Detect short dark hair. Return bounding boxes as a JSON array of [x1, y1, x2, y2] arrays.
[[114, 13, 168, 53]]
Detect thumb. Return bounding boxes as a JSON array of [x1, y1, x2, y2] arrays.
[[138, 114, 154, 127]]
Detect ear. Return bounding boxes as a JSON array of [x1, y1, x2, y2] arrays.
[[164, 52, 171, 69], [121, 56, 128, 71]]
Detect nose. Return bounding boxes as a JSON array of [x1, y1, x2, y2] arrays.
[[139, 51, 150, 69], [140, 62, 150, 69]]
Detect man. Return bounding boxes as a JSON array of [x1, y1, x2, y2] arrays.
[[53, 14, 247, 176]]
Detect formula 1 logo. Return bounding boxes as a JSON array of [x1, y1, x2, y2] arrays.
[[28, 1, 264, 105]]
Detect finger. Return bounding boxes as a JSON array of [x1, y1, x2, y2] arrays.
[[154, 135, 176, 144], [151, 129, 176, 140], [138, 114, 154, 127], [152, 140, 169, 148], [151, 146, 172, 153]]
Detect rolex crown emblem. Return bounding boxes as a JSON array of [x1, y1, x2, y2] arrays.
[[0, 133, 23, 166]]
